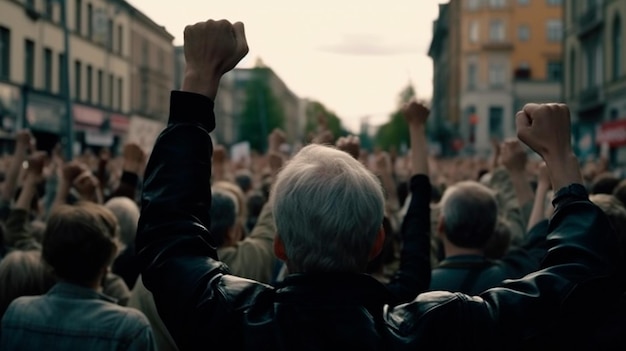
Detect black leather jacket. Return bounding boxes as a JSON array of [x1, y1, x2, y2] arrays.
[[137, 91, 623, 351]]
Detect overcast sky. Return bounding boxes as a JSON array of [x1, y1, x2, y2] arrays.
[[127, 0, 444, 132]]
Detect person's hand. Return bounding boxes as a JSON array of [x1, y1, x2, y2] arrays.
[[62, 162, 88, 183], [182, 20, 249, 99], [403, 101, 430, 127], [73, 171, 101, 202], [99, 148, 111, 162], [268, 128, 286, 153], [516, 103, 572, 160], [268, 151, 284, 176], [25, 151, 47, 182], [122, 143, 146, 174], [311, 130, 334, 145], [500, 139, 527, 174], [375, 152, 392, 175], [213, 145, 227, 166], [516, 103, 581, 189], [335, 135, 360, 159], [15, 130, 35, 152]]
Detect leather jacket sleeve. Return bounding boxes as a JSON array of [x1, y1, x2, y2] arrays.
[[387, 191, 625, 348], [136, 91, 270, 350], [385, 174, 432, 305]]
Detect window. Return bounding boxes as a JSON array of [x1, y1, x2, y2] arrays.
[[74, 60, 82, 100], [514, 61, 531, 80], [518, 25, 530, 41], [142, 39, 149, 65], [489, 106, 504, 140], [468, 63, 478, 88], [0, 27, 9, 80], [108, 73, 113, 107], [547, 0, 562, 5], [569, 50, 577, 97], [488, 62, 506, 87], [469, 21, 480, 43], [117, 77, 122, 110], [86, 65, 92, 102], [547, 61, 563, 81], [117, 25, 123, 54], [75, 0, 82, 34], [546, 20, 563, 42], [97, 69, 103, 105], [108, 19, 114, 51], [518, 0, 529, 5], [583, 42, 603, 88], [490, 0, 506, 8], [467, 0, 480, 10], [58, 53, 65, 93], [489, 20, 505, 42], [87, 3, 93, 39], [613, 15, 622, 80], [45, 0, 54, 19], [24, 39, 35, 87], [44, 48, 53, 91]]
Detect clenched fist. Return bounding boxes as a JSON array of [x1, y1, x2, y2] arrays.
[[182, 20, 248, 99], [335, 135, 360, 160], [403, 101, 430, 127], [500, 139, 527, 174], [516, 103, 571, 160]]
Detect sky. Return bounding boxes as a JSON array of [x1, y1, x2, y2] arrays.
[[127, 0, 444, 132]]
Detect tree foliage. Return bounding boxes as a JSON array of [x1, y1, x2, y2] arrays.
[[238, 67, 286, 152], [304, 100, 349, 142], [374, 84, 416, 151]]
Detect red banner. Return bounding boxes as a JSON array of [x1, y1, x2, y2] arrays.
[[596, 119, 626, 147]]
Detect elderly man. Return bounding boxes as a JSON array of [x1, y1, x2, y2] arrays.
[[136, 19, 623, 350]]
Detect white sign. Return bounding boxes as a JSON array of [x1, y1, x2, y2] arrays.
[[230, 141, 250, 166]]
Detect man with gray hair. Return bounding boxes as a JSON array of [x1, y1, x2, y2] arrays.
[[136, 19, 623, 350], [106, 196, 141, 290]]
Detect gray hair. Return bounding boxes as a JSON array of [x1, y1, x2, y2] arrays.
[[439, 181, 498, 249], [104, 197, 140, 249], [270, 144, 385, 273]]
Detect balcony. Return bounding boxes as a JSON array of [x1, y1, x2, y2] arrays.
[[577, 7, 604, 38], [481, 40, 514, 51]]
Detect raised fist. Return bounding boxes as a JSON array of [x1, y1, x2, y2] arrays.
[[516, 103, 572, 160], [268, 151, 284, 175], [403, 101, 430, 127], [312, 130, 334, 145], [123, 143, 146, 164], [268, 129, 286, 153], [15, 130, 34, 151], [213, 145, 227, 165], [375, 152, 392, 174], [62, 162, 88, 183], [335, 135, 360, 159], [183, 19, 248, 97], [500, 139, 527, 173]]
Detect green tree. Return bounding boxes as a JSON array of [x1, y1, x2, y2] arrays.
[[238, 67, 286, 152], [304, 100, 349, 142], [374, 84, 415, 151]]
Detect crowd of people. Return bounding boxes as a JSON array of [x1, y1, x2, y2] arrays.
[[0, 19, 625, 350]]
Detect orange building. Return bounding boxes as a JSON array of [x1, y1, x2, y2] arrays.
[[430, 0, 563, 156]]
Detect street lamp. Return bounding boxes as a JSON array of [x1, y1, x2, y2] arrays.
[[57, 0, 74, 160]]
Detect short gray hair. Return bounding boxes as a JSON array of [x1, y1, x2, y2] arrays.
[[440, 181, 498, 249], [270, 144, 385, 273], [104, 197, 140, 249]]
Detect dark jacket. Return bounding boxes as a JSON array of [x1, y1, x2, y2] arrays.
[[136, 91, 623, 351], [429, 219, 550, 295]]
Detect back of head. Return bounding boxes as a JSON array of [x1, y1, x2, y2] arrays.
[[612, 179, 626, 207], [440, 181, 498, 249], [104, 197, 140, 250], [590, 172, 621, 195], [0, 250, 55, 317], [234, 169, 253, 193], [210, 188, 238, 247], [42, 202, 119, 286], [271, 144, 385, 273]]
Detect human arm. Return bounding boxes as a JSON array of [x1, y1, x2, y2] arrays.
[[1, 131, 33, 205], [527, 162, 551, 231], [108, 143, 145, 200], [384, 101, 432, 304], [136, 20, 252, 349]]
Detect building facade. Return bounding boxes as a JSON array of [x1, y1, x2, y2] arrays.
[[0, 0, 173, 156], [429, 0, 563, 157], [564, 0, 626, 165]]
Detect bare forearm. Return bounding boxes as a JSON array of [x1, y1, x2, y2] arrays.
[[52, 180, 70, 210], [15, 177, 37, 210], [546, 153, 583, 191], [528, 182, 549, 231], [409, 126, 428, 176]]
